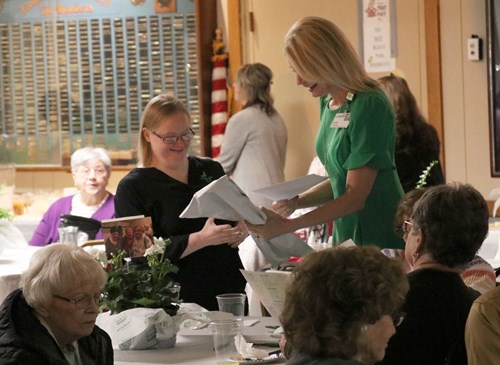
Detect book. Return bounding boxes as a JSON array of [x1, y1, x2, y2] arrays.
[[101, 215, 153, 258]]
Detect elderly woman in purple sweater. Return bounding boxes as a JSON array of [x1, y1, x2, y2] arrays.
[[30, 147, 115, 246]]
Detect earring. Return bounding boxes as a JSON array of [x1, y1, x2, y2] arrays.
[[412, 251, 420, 259], [361, 325, 368, 332]]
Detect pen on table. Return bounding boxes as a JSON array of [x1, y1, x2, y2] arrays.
[[254, 342, 280, 348], [265, 325, 280, 329], [268, 349, 282, 356]]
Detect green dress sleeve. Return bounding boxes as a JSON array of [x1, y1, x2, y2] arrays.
[[343, 91, 396, 171]]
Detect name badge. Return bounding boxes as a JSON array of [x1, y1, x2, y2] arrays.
[[330, 112, 350, 128]]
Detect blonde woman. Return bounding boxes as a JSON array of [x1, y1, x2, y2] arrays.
[[248, 17, 404, 249], [0, 244, 112, 363], [115, 94, 247, 310]]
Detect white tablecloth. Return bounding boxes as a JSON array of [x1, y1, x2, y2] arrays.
[[12, 216, 40, 242], [0, 247, 39, 303], [479, 228, 500, 269], [114, 316, 284, 365]]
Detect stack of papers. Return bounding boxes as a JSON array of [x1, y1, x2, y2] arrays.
[[179, 175, 313, 266], [252, 174, 328, 201]]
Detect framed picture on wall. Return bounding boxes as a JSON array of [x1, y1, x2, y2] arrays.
[[487, 0, 500, 176], [155, 0, 176, 13]]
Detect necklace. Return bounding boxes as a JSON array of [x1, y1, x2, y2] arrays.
[[322, 92, 355, 165]]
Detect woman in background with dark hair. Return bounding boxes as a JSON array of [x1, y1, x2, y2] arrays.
[[378, 74, 444, 192]]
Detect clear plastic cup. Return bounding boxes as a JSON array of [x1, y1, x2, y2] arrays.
[[210, 318, 243, 364], [216, 293, 246, 319]]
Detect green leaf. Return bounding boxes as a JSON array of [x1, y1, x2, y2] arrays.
[[99, 238, 181, 314]]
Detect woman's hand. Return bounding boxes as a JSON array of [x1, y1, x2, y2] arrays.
[[198, 217, 245, 246], [227, 221, 249, 248], [272, 196, 299, 217], [184, 218, 246, 258], [246, 207, 294, 240]]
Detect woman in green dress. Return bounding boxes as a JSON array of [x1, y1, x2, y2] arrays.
[[247, 16, 404, 249]]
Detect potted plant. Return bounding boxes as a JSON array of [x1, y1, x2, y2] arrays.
[[98, 237, 181, 315]]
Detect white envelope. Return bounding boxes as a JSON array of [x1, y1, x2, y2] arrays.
[[252, 174, 329, 201], [179, 175, 312, 266]]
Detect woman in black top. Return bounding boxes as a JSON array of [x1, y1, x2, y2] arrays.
[[379, 74, 445, 192], [115, 94, 247, 310]]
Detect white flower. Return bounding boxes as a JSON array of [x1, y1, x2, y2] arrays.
[[145, 237, 167, 257], [153, 236, 167, 250], [86, 247, 108, 266]]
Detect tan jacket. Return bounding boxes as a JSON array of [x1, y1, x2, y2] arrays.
[[465, 285, 500, 365]]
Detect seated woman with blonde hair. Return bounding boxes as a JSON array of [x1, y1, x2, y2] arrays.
[[0, 243, 113, 363]]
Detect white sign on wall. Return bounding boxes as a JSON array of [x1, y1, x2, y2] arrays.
[[361, 0, 396, 73]]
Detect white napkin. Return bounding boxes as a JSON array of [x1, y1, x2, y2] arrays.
[[235, 334, 269, 360]]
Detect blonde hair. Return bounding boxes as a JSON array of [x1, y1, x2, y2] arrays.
[[21, 244, 107, 310], [137, 94, 191, 167], [284, 16, 378, 92], [236, 63, 276, 116]]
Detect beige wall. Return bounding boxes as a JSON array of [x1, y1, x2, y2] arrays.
[[440, 0, 495, 197], [239, 0, 428, 179], [15, 169, 127, 195], [236, 0, 499, 198], [15, 0, 500, 198]]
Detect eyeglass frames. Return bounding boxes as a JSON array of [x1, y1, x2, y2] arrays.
[[395, 220, 414, 238], [77, 166, 107, 177], [54, 293, 101, 310], [151, 128, 195, 144], [392, 311, 406, 327]]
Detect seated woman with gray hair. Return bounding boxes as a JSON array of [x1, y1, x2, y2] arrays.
[[0, 243, 113, 364], [30, 147, 115, 246], [378, 183, 489, 365], [281, 246, 409, 365]]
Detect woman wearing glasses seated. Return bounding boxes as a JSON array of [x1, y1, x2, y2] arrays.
[[386, 188, 495, 294], [281, 246, 408, 365], [114, 94, 247, 311], [0, 243, 113, 364], [30, 147, 115, 246], [378, 183, 488, 365]]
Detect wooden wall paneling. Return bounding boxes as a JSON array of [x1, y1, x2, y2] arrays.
[[227, 0, 243, 116], [424, 0, 446, 172], [195, 0, 217, 156]]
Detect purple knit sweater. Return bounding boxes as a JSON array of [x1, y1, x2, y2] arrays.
[[29, 193, 115, 246]]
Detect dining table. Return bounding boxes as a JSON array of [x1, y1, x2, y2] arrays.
[[113, 315, 285, 365], [0, 246, 39, 303], [480, 224, 500, 270], [11, 215, 40, 242]]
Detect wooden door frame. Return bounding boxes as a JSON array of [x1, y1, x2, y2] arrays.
[[424, 0, 445, 173], [195, 0, 217, 156]]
